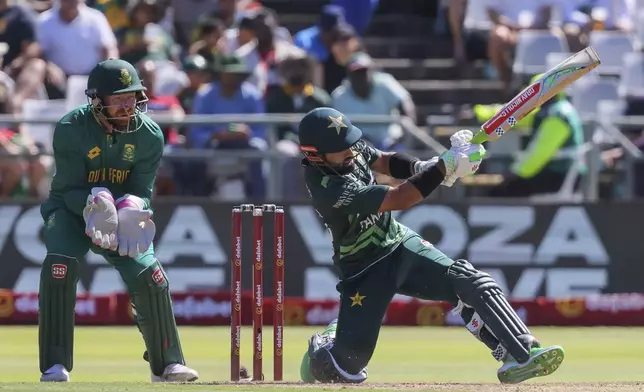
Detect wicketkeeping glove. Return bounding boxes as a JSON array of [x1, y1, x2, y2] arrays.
[[115, 194, 156, 258], [83, 187, 118, 250]]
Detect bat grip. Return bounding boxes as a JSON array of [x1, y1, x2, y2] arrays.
[[470, 130, 489, 144]]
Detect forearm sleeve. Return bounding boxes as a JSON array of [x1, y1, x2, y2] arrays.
[[388, 152, 419, 179]]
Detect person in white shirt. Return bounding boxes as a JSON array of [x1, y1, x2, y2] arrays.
[[36, 0, 118, 98], [331, 52, 416, 150]]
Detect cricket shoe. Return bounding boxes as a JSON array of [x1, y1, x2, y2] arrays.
[[300, 319, 338, 383], [497, 345, 565, 384], [40, 364, 70, 382], [151, 363, 199, 382]]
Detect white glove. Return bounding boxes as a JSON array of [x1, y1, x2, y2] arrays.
[[83, 187, 118, 250], [115, 194, 156, 258], [413, 157, 454, 187], [439, 130, 486, 181]]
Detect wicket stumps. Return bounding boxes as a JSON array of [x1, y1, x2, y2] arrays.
[[231, 204, 285, 382]]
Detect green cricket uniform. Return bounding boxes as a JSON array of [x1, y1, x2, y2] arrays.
[[304, 144, 457, 374], [41, 104, 163, 288], [299, 107, 565, 385], [38, 59, 188, 380]]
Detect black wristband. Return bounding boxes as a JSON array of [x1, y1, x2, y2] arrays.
[[389, 152, 419, 179], [407, 164, 445, 198]]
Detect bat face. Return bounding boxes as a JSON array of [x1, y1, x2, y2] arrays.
[[471, 46, 600, 144]]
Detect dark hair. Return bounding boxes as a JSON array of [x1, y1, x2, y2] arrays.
[[199, 17, 225, 37]]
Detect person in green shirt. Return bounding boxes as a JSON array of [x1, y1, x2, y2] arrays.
[[38, 59, 198, 383], [474, 74, 586, 197], [297, 107, 565, 385]]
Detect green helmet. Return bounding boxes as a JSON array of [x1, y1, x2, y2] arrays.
[[85, 58, 149, 133], [299, 107, 365, 173]]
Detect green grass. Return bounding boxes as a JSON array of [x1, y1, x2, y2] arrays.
[[0, 326, 643, 391]]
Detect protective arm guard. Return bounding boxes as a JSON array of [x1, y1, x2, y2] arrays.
[[39, 254, 79, 373], [132, 261, 186, 376], [305, 330, 368, 384], [447, 259, 535, 364]]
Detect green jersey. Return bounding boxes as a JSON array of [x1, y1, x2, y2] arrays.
[[304, 145, 407, 279], [41, 105, 164, 220]]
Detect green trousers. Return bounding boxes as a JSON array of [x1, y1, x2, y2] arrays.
[[42, 207, 157, 293], [330, 230, 458, 374]]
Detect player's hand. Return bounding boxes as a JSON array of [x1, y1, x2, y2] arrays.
[[83, 187, 118, 251], [439, 131, 486, 180], [115, 194, 156, 258], [414, 156, 458, 187]]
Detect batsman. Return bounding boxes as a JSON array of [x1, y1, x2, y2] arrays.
[[298, 107, 565, 384], [38, 59, 198, 382]]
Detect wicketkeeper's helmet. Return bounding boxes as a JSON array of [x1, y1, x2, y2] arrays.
[[85, 58, 149, 133]]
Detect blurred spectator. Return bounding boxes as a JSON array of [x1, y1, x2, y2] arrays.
[[293, 5, 362, 94], [449, 0, 553, 93], [0, 0, 46, 114], [116, 0, 178, 66], [555, 0, 592, 52], [235, 8, 305, 94], [89, 0, 129, 31], [185, 54, 266, 197], [590, 0, 635, 32], [221, 13, 255, 53], [137, 59, 184, 195], [488, 74, 586, 197], [332, 52, 415, 150], [330, 0, 380, 35], [137, 59, 184, 145], [266, 56, 331, 143], [36, 0, 118, 99], [0, 74, 50, 198], [188, 17, 226, 65], [177, 54, 211, 114]]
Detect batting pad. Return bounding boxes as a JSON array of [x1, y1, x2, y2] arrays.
[[132, 261, 185, 376], [39, 254, 79, 373]]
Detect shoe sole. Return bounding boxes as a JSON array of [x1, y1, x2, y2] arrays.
[[498, 346, 565, 384]]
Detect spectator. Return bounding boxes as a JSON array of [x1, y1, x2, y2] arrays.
[[0, 0, 46, 114], [267, 56, 331, 143], [221, 14, 255, 53], [554, 0, 591, 52], [488, 74, 586, 197], [235, 8, 305, 94], [329, 0, 380, 35], [449, 0, 553, 93], [89, 0, 129, 31], [0, 75, 50, 198], [185, 54, 266, 198], [188, 17, 226, 65], [170, 0, 219, 48], [293, 5, 362, 94], [136, 59, 184, 195], [332, 52, 416, 150], [116, 0, 178, 66], [36, 0, 118, 99], [177, 54, 211, 114], [590, 0, 635, 32]]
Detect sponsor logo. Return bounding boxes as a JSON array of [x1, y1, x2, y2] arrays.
[[152, 269, 164, 285], [51, 264, 67, 279]]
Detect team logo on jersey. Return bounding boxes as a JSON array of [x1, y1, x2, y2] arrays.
[[88, 146, 101, 159], [328, 115, 347, 134], [119, 68, 132, 86], [420, 239, 433, 248], [122, 144, 135, 161], [350, 291, 366, 307]]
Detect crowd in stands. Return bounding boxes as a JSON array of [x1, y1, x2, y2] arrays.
[[0, 0, 641, 201]]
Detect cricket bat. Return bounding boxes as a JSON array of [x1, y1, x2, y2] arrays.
[[471, 46, 601, 144]]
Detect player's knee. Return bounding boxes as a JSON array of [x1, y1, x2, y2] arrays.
[[135, 261, 169, 293], [307, 334, 368, 384], [447, 259, 499, 301]]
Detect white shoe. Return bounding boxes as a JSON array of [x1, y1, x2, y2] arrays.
[[151, 363, 199, 382], [40, 364, 70, 382]]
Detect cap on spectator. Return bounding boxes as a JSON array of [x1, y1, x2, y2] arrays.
[[347, 52, 373, 72], [215, 54, 250, 74], [319, 5, 346, 31], [182, 55, 208, 72]]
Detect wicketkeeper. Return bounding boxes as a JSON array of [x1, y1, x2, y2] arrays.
[[38, 59, 198, 383], [298, 107, 565, 384]]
